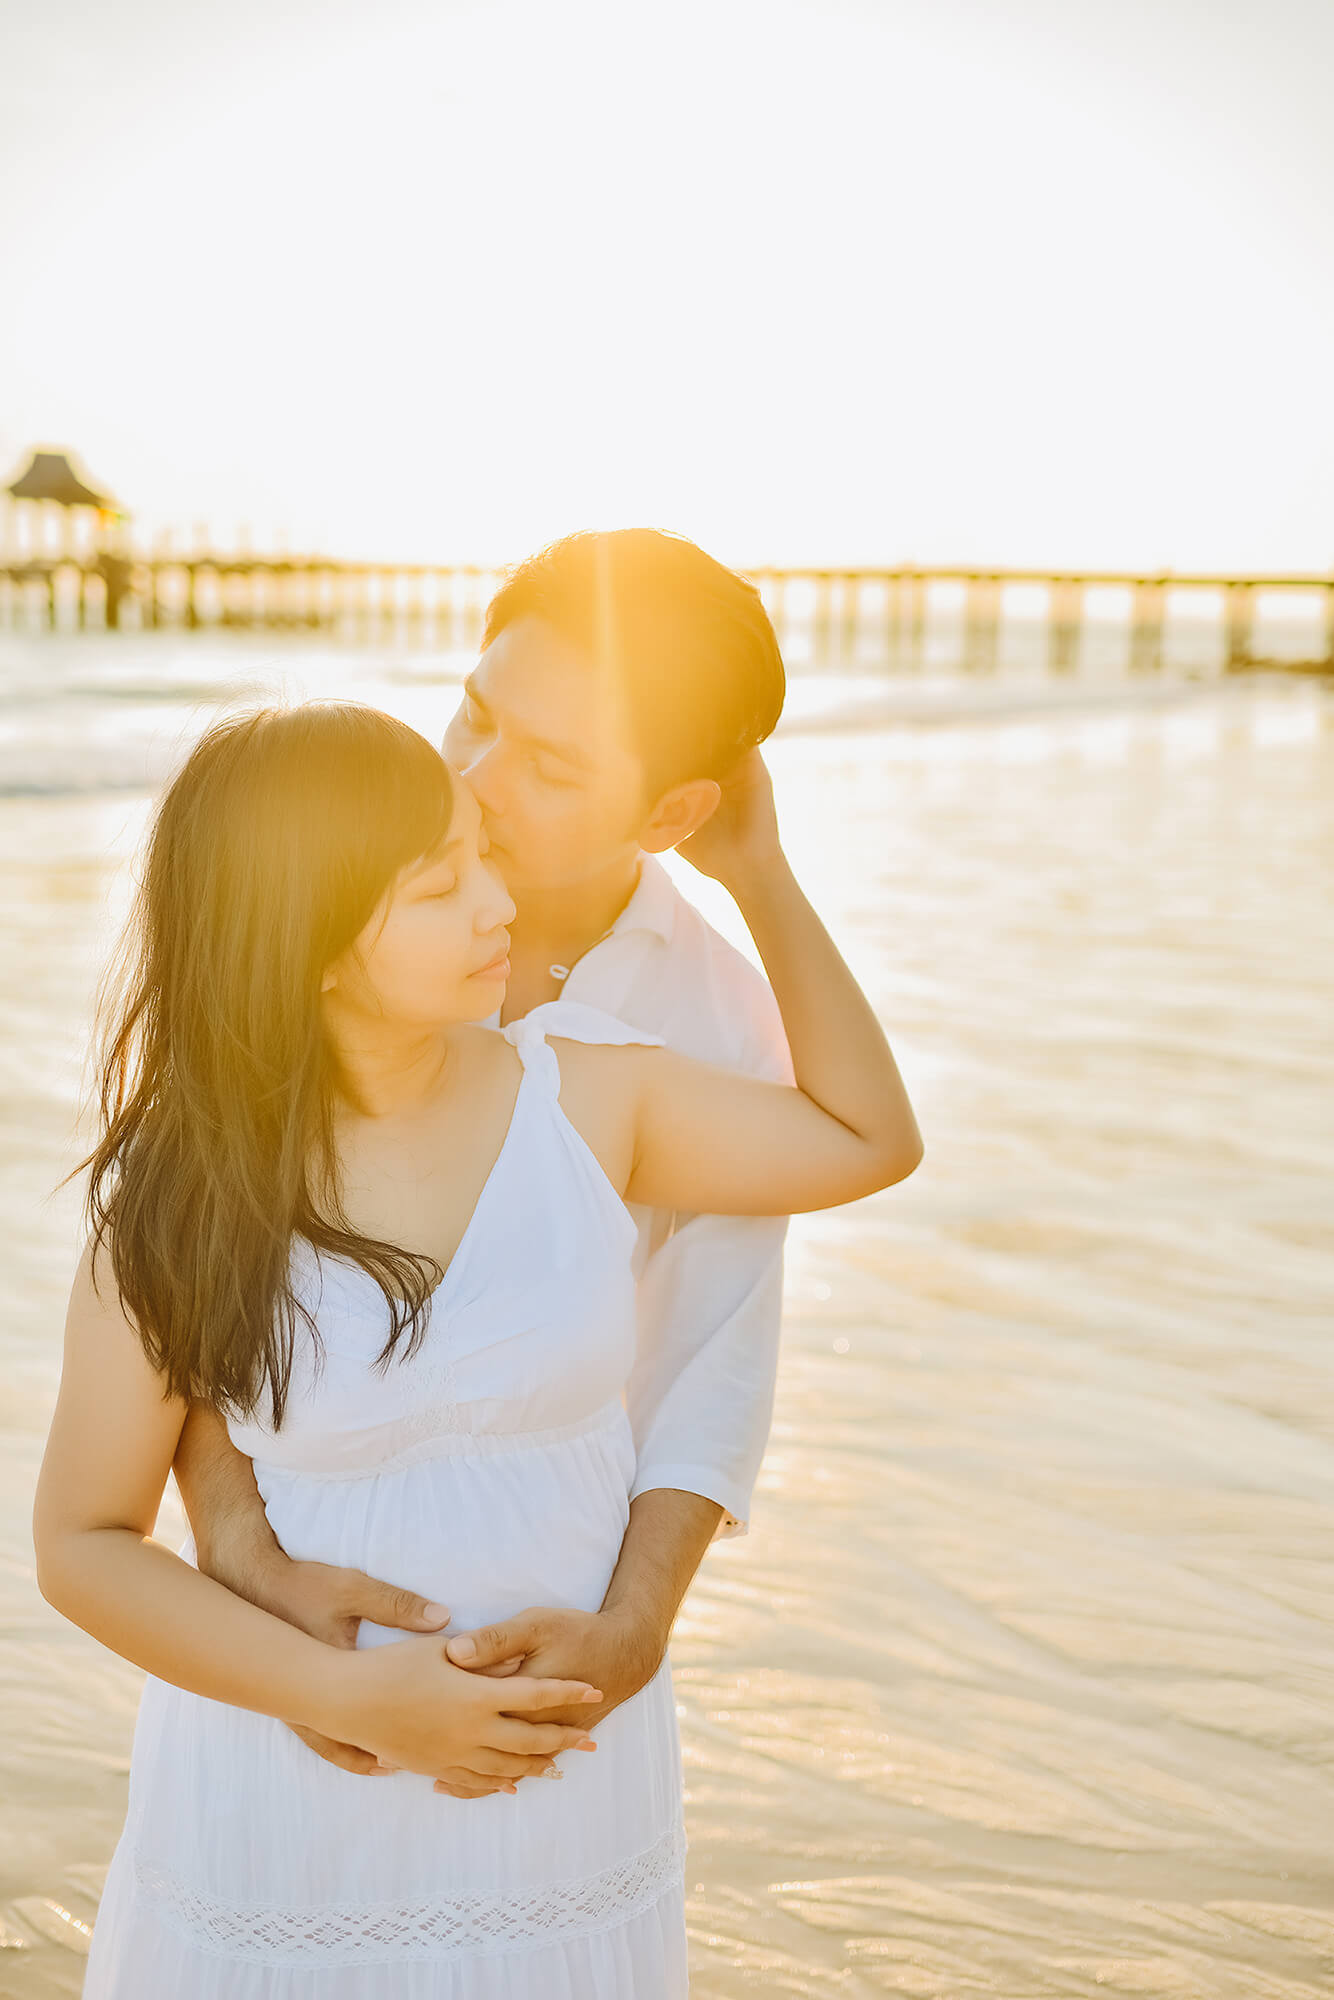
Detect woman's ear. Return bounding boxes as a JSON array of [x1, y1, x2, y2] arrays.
[[640, 778, 722, 855]]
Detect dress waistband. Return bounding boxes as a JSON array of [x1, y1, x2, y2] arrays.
[[246, 1397, 628, 1484]]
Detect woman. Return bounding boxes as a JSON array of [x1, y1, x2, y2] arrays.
[[34, 703, 921, 1998]]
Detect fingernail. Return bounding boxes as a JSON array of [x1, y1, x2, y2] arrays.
[[448, 1637, 477, 1662], [504, 1783, 517, 1795], [421, 1603, 450, 1625], [582, 1688, 602, 1702], [374, 1761, 400, 1773], [542, 1765, 564, 1780], [576, 1738, 597, 1751]]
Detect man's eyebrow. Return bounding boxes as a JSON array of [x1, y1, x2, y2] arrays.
[[465, 674, 591, 771], [527, 730, 593, 771]]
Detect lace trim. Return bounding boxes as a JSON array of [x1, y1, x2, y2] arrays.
[[250, 1397, 627, 1483], [133, 1822, 686, 1966]]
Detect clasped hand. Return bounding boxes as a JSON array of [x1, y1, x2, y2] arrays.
[[217, 1548, 657, 1798], [308, 1628, 603, 1794]]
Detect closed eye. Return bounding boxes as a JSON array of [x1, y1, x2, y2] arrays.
[[420, 871, 458, 899], [528, 751, 577, 787]]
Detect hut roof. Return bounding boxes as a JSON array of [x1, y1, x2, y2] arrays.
[[7, 450, 111, 508]]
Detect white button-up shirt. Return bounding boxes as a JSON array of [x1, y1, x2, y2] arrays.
[[511, 857, 791, 1539]]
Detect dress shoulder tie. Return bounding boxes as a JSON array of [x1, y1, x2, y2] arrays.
[[501, 1001, 665, 1096]]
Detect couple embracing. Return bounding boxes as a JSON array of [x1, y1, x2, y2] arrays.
[[34, 529, 922, 1998]]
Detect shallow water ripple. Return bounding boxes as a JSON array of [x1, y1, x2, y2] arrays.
[[0, 664, 1331, 1995]]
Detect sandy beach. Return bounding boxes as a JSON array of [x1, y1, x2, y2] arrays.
[[1, 637, 1331, 1997]]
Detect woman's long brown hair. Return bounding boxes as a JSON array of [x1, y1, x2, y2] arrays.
[[81, 703, 455, 1428]]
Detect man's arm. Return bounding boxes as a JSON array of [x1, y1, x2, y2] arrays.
[[176, 1403, 448, 1636], [623, 938, 792, 1538], [434, 1486, 722, 1797], [624, 1207, 786, 1538], [173, 1403, 279, 1582], [601, 1487, 724, 1640]]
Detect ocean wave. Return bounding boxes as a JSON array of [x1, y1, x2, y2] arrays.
[[0, 772, 157, 800], [0, 677, 275, 712], [63, 677, 275, 705], [0, 737, 182, 801]]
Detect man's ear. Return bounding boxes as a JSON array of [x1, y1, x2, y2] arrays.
[[640, 778, 722, 854]]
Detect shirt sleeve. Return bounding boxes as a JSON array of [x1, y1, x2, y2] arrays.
[[625, 1210, 787, 1538], [623, 971, 794, 1540]]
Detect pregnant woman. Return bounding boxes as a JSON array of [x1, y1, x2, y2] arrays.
[[33, 703, 922, 1998]]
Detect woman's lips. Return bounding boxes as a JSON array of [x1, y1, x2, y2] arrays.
[[471, 946, 511, 980]]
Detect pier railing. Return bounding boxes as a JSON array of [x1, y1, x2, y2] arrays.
[[1, 543, 1331, 673]]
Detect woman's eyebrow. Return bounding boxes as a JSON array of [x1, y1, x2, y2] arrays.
[[411, 833, 464, 877]]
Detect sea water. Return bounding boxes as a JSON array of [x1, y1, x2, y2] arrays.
[[1, 632, 1331, 1997]]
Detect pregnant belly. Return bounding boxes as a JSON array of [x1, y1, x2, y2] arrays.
[[251, 1412, 637, 1639]]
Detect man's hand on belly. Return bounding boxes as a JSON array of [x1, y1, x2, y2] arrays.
[[433, 1607, 661, 1799], [434, 1490, 722, 1800]]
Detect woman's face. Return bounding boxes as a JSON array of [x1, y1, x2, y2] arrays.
[[326, 775, 517, 1030]]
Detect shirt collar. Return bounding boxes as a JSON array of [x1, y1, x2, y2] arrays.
[[607, 854, 679, 946]]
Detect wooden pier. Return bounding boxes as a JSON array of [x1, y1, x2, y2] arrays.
[[741, 564, 1334, 674], [1, 535, 1332, 674]]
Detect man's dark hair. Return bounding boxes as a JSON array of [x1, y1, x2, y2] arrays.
[[482, 528, 786, 794]]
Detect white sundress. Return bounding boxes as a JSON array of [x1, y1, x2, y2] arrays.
[[82, 1002, 690, 1999]]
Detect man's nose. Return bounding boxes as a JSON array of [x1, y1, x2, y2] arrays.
[[464, 743, 506, 817]]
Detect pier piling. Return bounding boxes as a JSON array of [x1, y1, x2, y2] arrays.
[[1224, 582, 1255, 672], [904, 569, 927, 667], [965, 575, 1001, 671], [1129, 578, 1167, 674], [1048, 578, 1084, 673]]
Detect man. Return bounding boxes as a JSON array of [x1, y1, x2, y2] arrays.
[[173, 528, 790, 1798]]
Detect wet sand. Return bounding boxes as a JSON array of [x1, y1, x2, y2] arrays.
[[1, 649, 1331, 1996]]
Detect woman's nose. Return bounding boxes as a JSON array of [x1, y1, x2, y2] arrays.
[[480, 874, 517, 930]]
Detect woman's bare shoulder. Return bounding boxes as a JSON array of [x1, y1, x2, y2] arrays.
[[446, 1020, 524, 1084]]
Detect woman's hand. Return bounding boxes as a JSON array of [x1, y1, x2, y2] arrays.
[[676, 749, 781, 890], [200, 1530, 464, 1778], [311, 1636, 603, 1793]]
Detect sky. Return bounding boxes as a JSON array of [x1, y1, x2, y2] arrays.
[[1, 0, 1331, 570]]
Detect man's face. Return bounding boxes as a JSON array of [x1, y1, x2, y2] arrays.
[[442, 615, 650, 897]]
